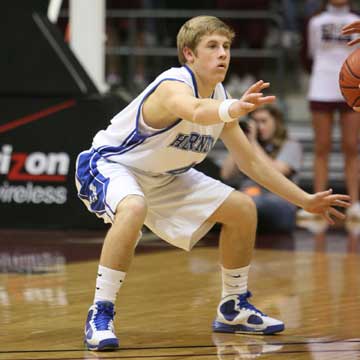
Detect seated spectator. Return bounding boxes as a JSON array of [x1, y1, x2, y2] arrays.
[[221, 105, 303, 233]]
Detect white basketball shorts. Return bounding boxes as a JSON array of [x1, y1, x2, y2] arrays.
[[75, 148, 234, 251]]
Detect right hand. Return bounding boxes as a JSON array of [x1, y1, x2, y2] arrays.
[[229, 80, 276, 119], [302, 189, 351, 224], [342, 21, 360, 46]]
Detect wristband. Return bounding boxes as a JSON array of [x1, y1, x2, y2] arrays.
[[218, 99, 238, 123]]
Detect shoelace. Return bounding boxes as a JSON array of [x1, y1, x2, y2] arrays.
[[238, 291, 265, 316], [94, 303, 115, 330]]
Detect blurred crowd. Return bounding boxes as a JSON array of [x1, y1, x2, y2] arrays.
[[104, 0, 301, 91]]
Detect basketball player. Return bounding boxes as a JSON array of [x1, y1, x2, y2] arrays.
[[342, 20, 360, 112], [76, 16, 350, 351]]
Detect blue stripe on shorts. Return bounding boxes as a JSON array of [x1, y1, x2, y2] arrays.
[[76, 149, 114, 221]]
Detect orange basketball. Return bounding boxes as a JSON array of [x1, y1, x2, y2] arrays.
[[339, 48, 360, 108]]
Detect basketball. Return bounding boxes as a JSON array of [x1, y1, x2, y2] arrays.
[[339, 48, 360, 108]]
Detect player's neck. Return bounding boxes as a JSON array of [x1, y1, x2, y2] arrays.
[[326, 4, 350, 13], [185, 64, 217, 98], [196, 77, 216, 98]]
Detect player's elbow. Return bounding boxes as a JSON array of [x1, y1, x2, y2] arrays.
[[192, 111, 202, 124], [191, 102, 203, 124], [192, 103, 214, 125]]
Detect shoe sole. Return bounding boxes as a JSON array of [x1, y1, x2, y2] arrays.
[[212, 320, 285, 335], [85, 338, 119, 351]]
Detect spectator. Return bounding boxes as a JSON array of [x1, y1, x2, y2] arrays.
[[221, 105, 303, 233], [299, 0, 360, 219]]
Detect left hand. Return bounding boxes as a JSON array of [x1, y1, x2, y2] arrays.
[[342, 21, 360, 46], [303, 189, 351, 224]]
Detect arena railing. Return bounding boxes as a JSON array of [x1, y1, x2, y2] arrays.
[[104, 9, 285, 96]]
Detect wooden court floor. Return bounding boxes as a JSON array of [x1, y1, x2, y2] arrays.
[[0, 224, 359, 360]]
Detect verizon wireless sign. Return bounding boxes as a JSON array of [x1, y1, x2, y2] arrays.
[[0, 94, 120, 229], [0, 145, 69, 204]]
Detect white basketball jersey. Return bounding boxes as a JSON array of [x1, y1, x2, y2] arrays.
[[92, 66, 227, 174], [308, 5, 360, 101]]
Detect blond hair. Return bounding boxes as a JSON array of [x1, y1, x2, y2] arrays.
[[176, 16, 235, 65]]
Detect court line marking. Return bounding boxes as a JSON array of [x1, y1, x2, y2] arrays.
[[2, 349, 360, 360], [1, 339, 359, 354]]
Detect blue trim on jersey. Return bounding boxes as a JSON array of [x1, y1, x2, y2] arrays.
[[101, 132, 144, 159], [96, 130, 138, 156], [115, 137, 146, 156], [184, 65, 217, 99], [134, 78, 186, 138], [221, 83, 228, 99], [97, 78, 186, 159], [183, 65, 198, 98]]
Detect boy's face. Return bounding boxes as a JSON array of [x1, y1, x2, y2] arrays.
[[251, 109, 276, 141], [186, 33, 231, 84], [329, 0, 349, 6]]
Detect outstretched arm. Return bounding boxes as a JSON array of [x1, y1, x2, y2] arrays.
[[220, 122, 351, 224], [149, 80, 275, 127], [342, 21, 360, 112]]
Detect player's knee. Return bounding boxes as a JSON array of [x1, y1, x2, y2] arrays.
[[315, 141, 331, 157], [240, 193, 257, 219], [341, 140, 358, 156], [230, 192, 257, 226], [115, 195, 147, 224]]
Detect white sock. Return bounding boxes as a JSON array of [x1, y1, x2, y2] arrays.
[[221, 265, 250, 298], [93, 265, 126, 304]]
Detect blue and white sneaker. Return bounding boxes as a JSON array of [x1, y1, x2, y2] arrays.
[[213, 291, 284, 335], [84, 301, 119, 351]]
